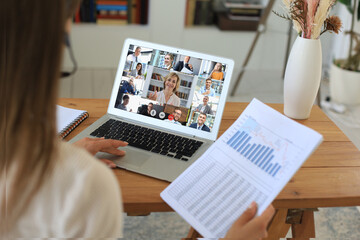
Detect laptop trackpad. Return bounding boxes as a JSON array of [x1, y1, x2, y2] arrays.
[[95, 149, 149, 169]]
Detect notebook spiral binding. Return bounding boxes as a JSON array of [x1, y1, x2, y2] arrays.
[[59, 112, 89, 139]]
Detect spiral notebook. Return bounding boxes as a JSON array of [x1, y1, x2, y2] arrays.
[[56, 105, 89, 139]]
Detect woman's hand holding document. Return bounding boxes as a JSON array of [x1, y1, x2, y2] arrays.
[[161, 98, 323, 238], [224, 202, 275, 239]]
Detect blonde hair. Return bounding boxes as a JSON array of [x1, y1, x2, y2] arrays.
[[214, 62, 223, 72], [165, 53, 174, 61], [163, 72, 180, 93], [164, 53, 174, 70], [210, 63, 222, 78], [0, 0, 81, 233]]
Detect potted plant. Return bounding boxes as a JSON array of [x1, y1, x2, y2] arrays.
[[273, 0, 342, 119], [330, 0, 360, 104]]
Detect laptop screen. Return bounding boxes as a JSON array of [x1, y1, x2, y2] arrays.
[[109, 39, 234, 141]]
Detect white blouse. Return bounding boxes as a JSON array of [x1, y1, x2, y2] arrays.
[[156, 90, 180, 106], [6, 141, 123, 239]]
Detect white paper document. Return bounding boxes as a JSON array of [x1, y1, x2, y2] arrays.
[[160, 98, 323, 238]]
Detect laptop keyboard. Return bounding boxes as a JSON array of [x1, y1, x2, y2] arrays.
[[90, 119, 203, 161]]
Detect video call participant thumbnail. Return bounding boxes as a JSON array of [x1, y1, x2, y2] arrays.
[[210, 62, 224, 80], [195, 96, 214, 115], [164, 107, 182, 125], [148, 72, 181, 107], [138, 102, 153, 116], [173, 56, 193, 73], [189, 113, 210, 132], [117, 94, 132, 112], [129, 63, 143, 79], [200, 78, 216, 97], [120, 79, 136, 95], [163, 53, 174, 70], [126, 46, 142, 64]]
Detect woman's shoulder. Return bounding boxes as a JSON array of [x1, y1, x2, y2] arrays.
[[56, 141, 122, 213], [48, 141, 123, 237], [12, 141, 123, 238]]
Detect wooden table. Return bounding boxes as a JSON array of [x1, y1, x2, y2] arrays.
[[61, 98, 360, 239]]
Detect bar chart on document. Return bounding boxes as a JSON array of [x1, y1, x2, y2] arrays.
[[161, 99, 322, 238], [224, 114, 300, 181]]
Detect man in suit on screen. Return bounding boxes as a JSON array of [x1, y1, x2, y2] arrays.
[[173, 56, 193, 72], [189, 113, 210, 132]]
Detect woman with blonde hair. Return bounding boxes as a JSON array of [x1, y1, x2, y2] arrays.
[[210, 62, 224, 80], [148, 72, 181, 106], [1, 0, 274, 238], [1, 0, 127, 238]]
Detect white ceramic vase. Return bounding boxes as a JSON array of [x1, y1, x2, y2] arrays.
[[284, 36, 322, 119]]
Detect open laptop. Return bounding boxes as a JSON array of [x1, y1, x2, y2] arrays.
[[70, 38, 234, 182]]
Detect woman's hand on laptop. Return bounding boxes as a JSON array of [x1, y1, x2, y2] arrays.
[[74, 137, 128, 168], [223, 202, 275, 240]]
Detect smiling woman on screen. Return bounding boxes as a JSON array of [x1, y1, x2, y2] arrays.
[[148, 72, 181, 107]]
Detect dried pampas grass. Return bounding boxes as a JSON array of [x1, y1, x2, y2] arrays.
[[281, 0, 303, 32], [306, 0, 320, 38], [274, 0, 340, 39], [311, 0, 336, 39]]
